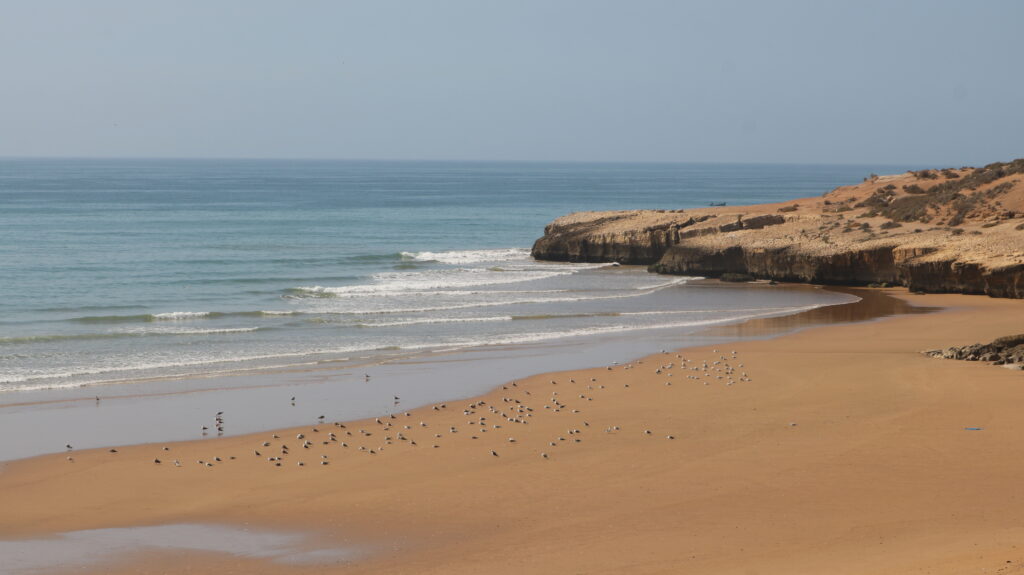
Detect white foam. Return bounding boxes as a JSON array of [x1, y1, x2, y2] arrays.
[[631, 277, 691, 290], [124, 327, 262, 336], [357, 316, 513, 328], [300, 277, 693, 315], [619, 306, 803, 316], [0, 345, 380, 388], [400, 247, 531, 265], [151, 311, 211, 320], [292, 268, 576, 298], [303, 293, 635, 316]]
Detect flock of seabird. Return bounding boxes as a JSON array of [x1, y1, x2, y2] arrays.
[[64, 349, 756, 470]]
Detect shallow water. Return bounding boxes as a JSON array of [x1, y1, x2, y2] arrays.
[[0, 523, 362, 573]]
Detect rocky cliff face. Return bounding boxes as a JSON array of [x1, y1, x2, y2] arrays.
[[529, 212, 689, 264], [649, 244, 1024, 297], [532, 162, 1024, 298]]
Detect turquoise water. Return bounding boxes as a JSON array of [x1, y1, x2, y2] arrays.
[[0, 159, 904, 392]]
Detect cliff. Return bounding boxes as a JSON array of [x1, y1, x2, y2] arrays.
[[532, 160, 1024, 298]]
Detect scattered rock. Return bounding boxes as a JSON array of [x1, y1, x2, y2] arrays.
[[924, 334, 1024, 366]]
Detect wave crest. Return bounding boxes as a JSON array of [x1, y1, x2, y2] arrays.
[[399, 248, 531, 265]]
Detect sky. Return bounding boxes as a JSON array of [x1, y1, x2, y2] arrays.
[[0, 0, 1021, 166]]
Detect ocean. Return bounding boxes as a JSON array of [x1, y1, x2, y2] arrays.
[[0, 159, 904, 396]]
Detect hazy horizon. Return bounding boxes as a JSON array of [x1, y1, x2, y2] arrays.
[[0, 155, 925, 169], [2, 1, 1021, 166]]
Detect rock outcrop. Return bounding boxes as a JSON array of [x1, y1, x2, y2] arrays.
[[532, 160, 1024, 298], [924, 334, 1024, 368]]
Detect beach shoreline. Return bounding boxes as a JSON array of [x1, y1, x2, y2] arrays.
[[0, 281, 866, 462], [2, 289, 1022, 574]]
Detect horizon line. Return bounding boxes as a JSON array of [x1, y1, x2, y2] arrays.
[[0, 154, 947, 169]]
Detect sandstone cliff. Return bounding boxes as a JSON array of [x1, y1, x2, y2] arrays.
[[532, 160, 1024, 298]]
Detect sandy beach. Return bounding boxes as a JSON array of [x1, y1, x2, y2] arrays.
[[2, 289, 1023, 575]]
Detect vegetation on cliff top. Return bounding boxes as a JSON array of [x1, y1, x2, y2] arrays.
[[855, 159, 1024, 225]]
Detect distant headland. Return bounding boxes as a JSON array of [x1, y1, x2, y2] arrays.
[[532, 159, 1024, 298]]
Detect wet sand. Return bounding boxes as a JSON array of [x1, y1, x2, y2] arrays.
[[2, 289, 1023, 574]]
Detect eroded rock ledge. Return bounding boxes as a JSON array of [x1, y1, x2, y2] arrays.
[[924, 334, 1024, 368], [532, 161, 1024, 298]]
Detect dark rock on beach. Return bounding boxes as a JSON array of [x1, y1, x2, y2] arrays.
[[924, 334, 1024, 368]]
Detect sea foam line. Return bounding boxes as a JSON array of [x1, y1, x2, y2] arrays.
[[355, 316, 514, 328], [300, 279, 694, 315], [290, 270, 573, 297], [0, 344, 392, 387], [0, 303, 830, 392], [399, 247, 532, 265], [0, 327, 262, 346]]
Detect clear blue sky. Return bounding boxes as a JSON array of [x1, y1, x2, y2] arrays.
[[1, 0, 1020, 165]]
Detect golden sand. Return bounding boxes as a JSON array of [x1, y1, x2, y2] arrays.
[[2, 290, 1023, 574]]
